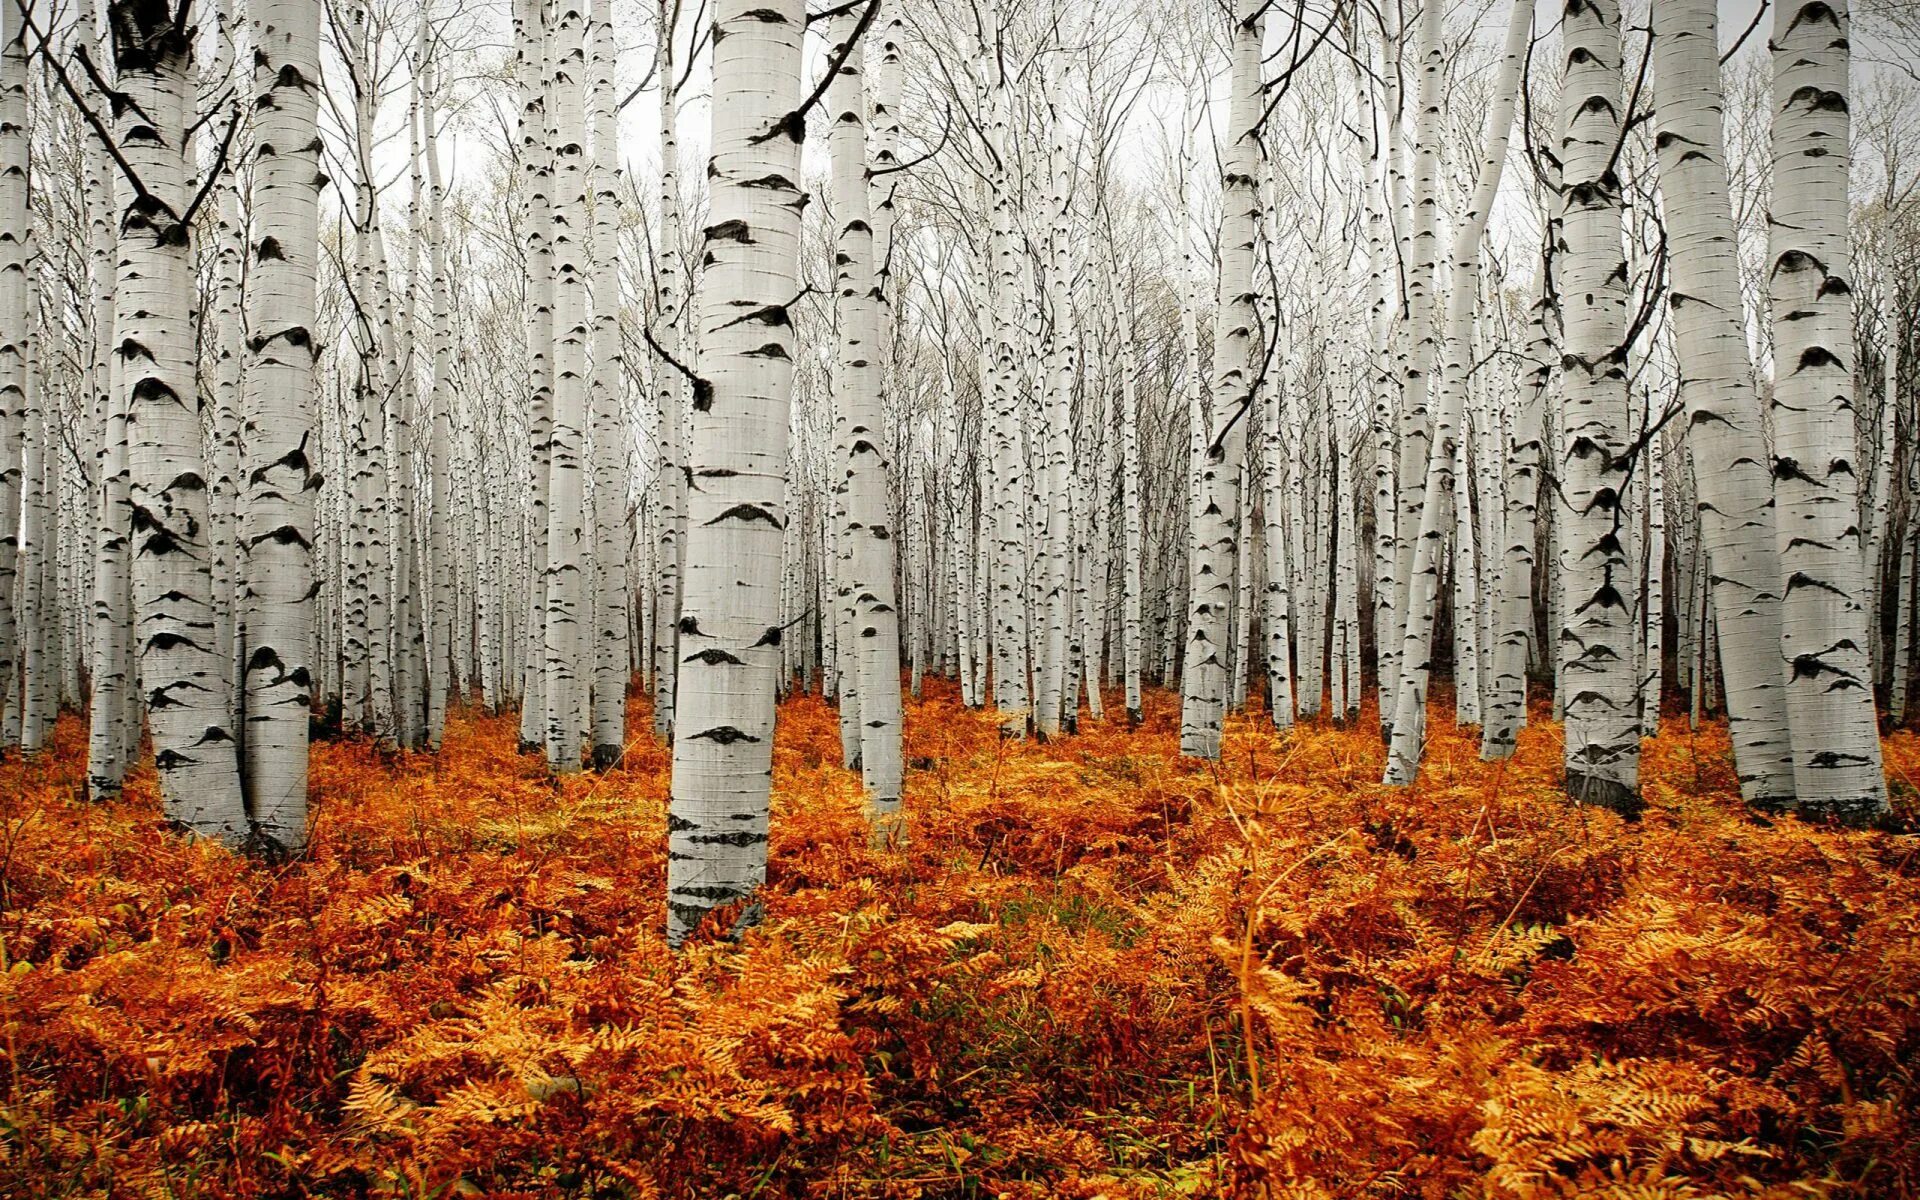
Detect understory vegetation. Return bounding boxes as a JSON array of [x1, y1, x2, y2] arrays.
[[2, 686, 1916, 1198]]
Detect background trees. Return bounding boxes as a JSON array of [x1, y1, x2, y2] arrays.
[[0, 0, 1911, 895]]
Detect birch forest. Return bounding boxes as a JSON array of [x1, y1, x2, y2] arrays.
[[3, 0, 1920, 1193]]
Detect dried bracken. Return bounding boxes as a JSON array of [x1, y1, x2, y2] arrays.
[[1, 685, 1915, 1198]]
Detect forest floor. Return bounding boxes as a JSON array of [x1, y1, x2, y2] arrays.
[[1, 682, 1918, 1199]]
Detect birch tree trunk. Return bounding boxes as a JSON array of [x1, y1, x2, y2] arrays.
[[543, 0, 589, 771], [424, 31, 455, 746], [1382, 0, 1530, 783], [241, 0, 323, 853], [1261, 378, 1294, 729], [517, 0, 555, 753], [1179, 0, 1262, 759], [984, 5, 1030, 731], [829, 4, 904, 838], [0, 21, 25, 745], [587, 0, 627, 767], [1382, 0, 1446, 738], [651, 0, 685, 743], [1647, 0, 1796, 806], [84, 1, 135, 797], [1554, 0, 1639, 814], [112, 0, 248, 841], [1767, 0, 1886, 821], [206, 0, 244, 732], [665, 0, 804, 945]]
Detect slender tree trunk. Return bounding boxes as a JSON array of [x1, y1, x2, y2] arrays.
[[828, 2, 903, 838], [240, 0, 323, 853], [1554, 0, 1639, 814], [112, 0, 248, 840], [1382, 0, 1445, 741], [517, 0, 555, 753], [665, 0, 805, 946], [0, 22, 26, 746], [1767, 0, 1886, 821], [542, 0, 589, 770], [1382, 0, 1530, 784], [84, 1, 134, 796], [1647, 0, 1796, 805], [587, 0, 627, 767], [651, 0, 684, 743], [1179, 0, 1262, 759], [423, 32, 455, 745]]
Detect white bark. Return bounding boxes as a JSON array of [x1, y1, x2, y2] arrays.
[[1554, 0, 1639, 813], [423, 30, 454, 746], [0, 21, 25, 745], [587, 0, 626, 767], [1382, 0, 1446, 737], [241, 0, 323, 852], [84, 0, 134, 798], [828, 3, 903, 836], [651, 0, 685, 743], [113, 3, 248, 841], [517, 0, 555, 752], [1767, 0, 1886, 821], [1179, 0, 1261, 759], [1383, 0, 1529, 784], [665, 0, 804, 945], [1648, 0, 1796, 805], [543, 0, 589, 770]]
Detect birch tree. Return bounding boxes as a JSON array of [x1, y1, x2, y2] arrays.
[[1767, 0, 1887, 821], [1647, 0, 1796, 808], [1178, 0, 1261, 760], [112, 0, 249, 840], [240, 0, 324, 852], [665, 0, 805, 945], [828, 0, 903, 837]]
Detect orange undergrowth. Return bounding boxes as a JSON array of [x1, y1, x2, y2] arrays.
[[0, 682, 1915, 1199]]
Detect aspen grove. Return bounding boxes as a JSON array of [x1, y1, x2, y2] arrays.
[[2, 0, 1920, 1192]]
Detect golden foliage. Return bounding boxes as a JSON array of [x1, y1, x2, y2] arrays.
[[0, 683, 1914, 1198]]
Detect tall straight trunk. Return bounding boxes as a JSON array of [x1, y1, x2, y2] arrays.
[[1034, 72, 1074, 739], [0, 22, 25, 742], [1892, 479, 1917, 723], [983, 5, 1030, 730], [517, 0, 555, 752], [1767, 0, 1886, 822], [242, 0, 323, 853], [543, 0, 589, 771], [1863, 294, 1898, 681], [651, 0, 685, 743], [1647, 0, 1796, 805], [1178, 0, 1262, 759], [587, 0, 626, 767], [1483, 241, 1556, 758], [828, 3, 903, 838], [1641, 413, 1664, 733], [111, 0, 247, 841], [85, 0, 135, 797], [1554, 0, 1639, 814], [1382, 0, 1530, 784], [1229, 446, 1255, 714], [423, 31, 454, 744], [1369, 11, 1402, 739], [1261, 379, 1294, 728], [1335, 417, 1362, 721], [206, 0, 244, 731], [1115, 273, 1144, 725], [19, 379, 48, 751], [1382, 0, 1446, 738], [664, 0, 805, 946]]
